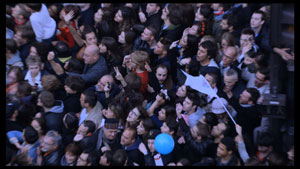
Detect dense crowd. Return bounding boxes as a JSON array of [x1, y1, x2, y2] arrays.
[[6, 3, 294, 166]]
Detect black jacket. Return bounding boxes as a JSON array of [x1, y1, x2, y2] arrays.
[[42, 147, 62, 166], [41, 100, 65, 134], [63, 93, 81, 114]]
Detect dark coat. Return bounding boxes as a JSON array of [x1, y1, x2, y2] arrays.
[[157, 24, 185, 42], [41, 100, 65, 134], [42, 147, 62, 166], [63, 93, 81, 114], [122, 137, 145, 166]]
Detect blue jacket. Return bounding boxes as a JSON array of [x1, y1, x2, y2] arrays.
[[122, 137, 145, 166]]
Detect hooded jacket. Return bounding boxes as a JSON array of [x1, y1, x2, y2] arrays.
[[122, 137, 145, 166], [42, 100, 64, 134]]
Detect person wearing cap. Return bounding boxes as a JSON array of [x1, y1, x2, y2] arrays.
[[211, 97, 236, 123], [89, 118, 122, 157]]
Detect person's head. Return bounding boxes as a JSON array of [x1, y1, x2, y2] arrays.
[[176, 85, 193, 98], [153, 37, 172, 56], [141, 25, 158, 42], [65, 143, 82, 165], [189, 21, 210, 38], [94, 8, 104, 23], [29, 41, 49, 62], [37, 90, 55, 109], [146, 3, 161, 15], [31, 117, 47, 136], [96, 74, 115, 92], [63, 112, 79, 130], [137, 117, 155, 135], [99, 36, 121, 57], [24, 3, 42, 12], [59, 5, 80, 22], [240, 27, 255, 48], [204, 72, 218, 89], [146, 129, 160, 153], [158, 105, 176, 121], [23, 126, 38, 144], [41, 130, 61, 152], [130, 50, 149, 71], [254, 67, 270, 88], [41, 74, 61, 92], [250, 10, 265, 29], [155, 64, 169, 84], [114, 6, 135, 23], [64, 58, 83, 74], [13, 25, 35, 47], [118, 30, 136, 46], [126, 105, 146, 124], [239, 88, 260, 105], [111, 149, 127, 166], [190, 121, 210, 142], [99, 150, 113, 166], [11, 4, 30, 23], [17, 81, 32, 97], [81, 25, 97, 46], [25, 55, 42, 76], [77, 149, 97, 166], [211, 3, 231, 12], [103, 118, 119, 140], [11, 151, 33, 166], [7, 66, 23, 85], [199, 112, 218, 131], [161, 4, 182, 25], [211, 121, 227, 139], [121, 127, 137, 147], [211, 98, 228, 118], [195, 4, 213, 22], [222, 46, 237, 67], [220, 13, 236, 32], [217, 137, 236, 158], [124, 72, 142, 92], [197, 40, 218, 62], [64, 76, 85, 94], [80, 90, 97, 109], [220, 31, 235, 52], [183, 92, 200, 113], [6, 39, 18, 56], [160, 116, 178, 135], [83, 44, 100, 65], [254, 53, 269, 69], [223, 68, 238, 89], [77, 120, 96, 136], [104, 102, 123, 120], [257, 132, 274, 153]]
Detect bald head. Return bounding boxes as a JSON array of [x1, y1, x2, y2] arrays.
[[83, 44, 100, 64]]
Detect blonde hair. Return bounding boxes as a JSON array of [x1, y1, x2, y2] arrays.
[[130, 50, 149, 70]]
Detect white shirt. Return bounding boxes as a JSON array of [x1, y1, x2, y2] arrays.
[[79, 108, 88, 126], [24, 71, 42, 91], [30, 4, 56, 42]]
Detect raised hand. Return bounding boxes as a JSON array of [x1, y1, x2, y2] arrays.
[[63, 10, 75, 24], [114, 66, 124, 81]]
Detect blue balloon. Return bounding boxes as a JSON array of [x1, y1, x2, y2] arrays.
[[154, 133, 174, 155]]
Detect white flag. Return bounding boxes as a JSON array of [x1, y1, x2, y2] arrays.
[[181, 70, 217, 97]]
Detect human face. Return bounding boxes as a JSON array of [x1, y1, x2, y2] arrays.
[[161, 6, 169, 21], [195, 8, 205, 22], [182, 97, 195, 113], [250, 13, 264, 29], [239, 90, 251, 104], [221, 39, 229, 52], [240, 34, 254, 48], [99, 153, 109, 166], [13, 31, 26, 47], [29, 46, 38, 56], [98, 43, 107, 54], [31, 119, 42, 134], [217, 142, 230, 158], [176, 85, 187, 97], [41, 136, 55, 152], [12, 5, 23, 20], [28, 64, 41, 77], [94, 8, 103, 23], [223, 75, 237, 89], [179, 34, 188, 47], [155, 67, 168, 84], [211, 3, 220, 11], [7, 71, 18, 84], [83, 49, 97, 65], [97, 76, 108, 92], [205, 74, 216, 88], [77, 124, 89, 136], [153, 42, 164, 55], [65, 151, 77, 164], [118, 31, 126, 44], [147, 139, 156, 153], [77, 153, 89, 166], [126, 107, 141, 123], [146, 3, 158, 15], [158, 108, 167, 121], [254, 71, 267, 88], [103, 107, 116, 119], [220, 19, 229, 31], [80, 94, 86, 108], [85, 32, 97, 46], [211, 122, 226, 138], [160, 122, 170, 134], [141, 28, 152, 41], [103, 128, 118, 140], [114, 10, 123, 23], [137, 121, 146, 135], [196, 46, 208, 62], [121, 129, 135, 146], [222, 48, 236, 67]]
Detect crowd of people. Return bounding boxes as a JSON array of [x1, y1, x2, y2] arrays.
[[6, 3, 294, 166]]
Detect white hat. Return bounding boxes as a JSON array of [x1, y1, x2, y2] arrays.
[[211, 98, 228, 114]]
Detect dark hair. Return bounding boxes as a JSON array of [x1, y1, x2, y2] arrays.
[[103, 150, 114, 165], [141, 117, 155, 132], [162, 105, 176, 118], [180, 4, 195, 27], [95, 7, 116, 40], [82, 90, 97, 108], [257, 132, 274, 147], [7, 66, 23, 82], [241, 27, 255, 37], [145, 25, 158, 38], [17, 103, 35, 127], [63, 112, 79, 130], [30, 41, 49, 62], [83, 120, 96, 134], [253, 10, 266, 21], [81, 24, 97, 40], [101, 36, 122, 61], [220, 137, 236, 152], [17, 81, 32, 97], [116, 6, 137, 34], [257, 67, 270, 81], [183, 34, 199, 57], [83, 149, 98, 166], [186, 92, 201, 107], [6, 39, 18, 53], [65, 58, 83, 73], [39, 90, 55, 108], [24, 126, 39, 144], [124, 73, 142, 92], [245, 88, 260, 104], [254, 53, 269, 68], [158, 37, 172, 51], [165, 115, 178, 134], [32, 117, 47, 135], [222, 13, 237, 29], [26, 3, 42, 11], [41, 74, 61, 92], [64, 76, 85, 93], [203, 112, 218, 128], [200, 40, 218, 59], [112, 149, 127, 166], [167, 4, 182, 25], [195, 121, 210, 140], [205, 71, 219, 85], [54, 41, 71, 58], [199, 4, 213, 21], [17, 26, 36, 42], [65, 142, 82, 156]]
